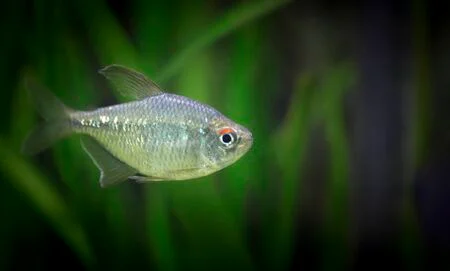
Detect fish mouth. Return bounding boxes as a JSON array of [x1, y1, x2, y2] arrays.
[[238, 128, 253, 153], [244, 131, 253, 146]]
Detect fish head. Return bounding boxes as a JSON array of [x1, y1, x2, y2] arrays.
[[202, 116, 253, 171]]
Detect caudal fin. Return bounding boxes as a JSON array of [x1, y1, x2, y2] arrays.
[[21, 74, 74, 155]]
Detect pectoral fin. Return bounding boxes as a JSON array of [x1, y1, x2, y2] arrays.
[[80, 136, 137, 188], [129, 168, 205, 184], [129, 168, 207, 183], [129, 176, 167, 183]]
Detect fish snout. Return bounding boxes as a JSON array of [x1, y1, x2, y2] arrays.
[[239, 127, 253, 151]]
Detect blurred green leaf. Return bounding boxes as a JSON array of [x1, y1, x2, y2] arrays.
[[134, 0, 174, 75], [156, 0, 292, 83], [399, 0, 430, 268], [411, 0, 431, 169], [319, 63, 354, 270], [145, 187, 176, 271], [9, 79, 35, 151], [266, 72, 317, 270], [75, 0, 141, 78], [0, 136, 93, 268]]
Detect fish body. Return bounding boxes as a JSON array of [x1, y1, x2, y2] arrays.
[[22, 65, 253, 187]]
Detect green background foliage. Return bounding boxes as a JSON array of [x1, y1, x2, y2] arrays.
[[0, 0, 446, 270]]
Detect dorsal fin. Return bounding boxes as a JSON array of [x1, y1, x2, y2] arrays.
[[99, 64, 163, 100]]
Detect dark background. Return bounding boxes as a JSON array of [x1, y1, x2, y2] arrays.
[[0, 0, 449, 270]]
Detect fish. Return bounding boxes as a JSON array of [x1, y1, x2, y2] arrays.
[[22, 64, 253, 188]]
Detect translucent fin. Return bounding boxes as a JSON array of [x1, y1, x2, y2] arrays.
[[128, 167, 203, 183], [22, 122, 72, 155], [129, 176, 167, 183], [21, 74, 74, 155], [98, 64, 163, 100], [24, 74, 73, 121], [80, 136, 137, 188]]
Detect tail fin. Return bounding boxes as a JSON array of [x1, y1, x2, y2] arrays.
[[21, 74, 74, 155]]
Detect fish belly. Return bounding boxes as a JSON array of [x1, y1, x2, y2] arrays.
[[76, 119, 200, 178]]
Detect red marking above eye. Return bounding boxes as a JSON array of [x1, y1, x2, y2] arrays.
[[218, 127, 234, 135]]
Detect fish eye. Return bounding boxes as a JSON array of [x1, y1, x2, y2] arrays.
[[218, 128, 237, 147], [221, 133, 233, 144]]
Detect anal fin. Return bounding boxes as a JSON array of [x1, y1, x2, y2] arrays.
[[80, 136, 137, 188]]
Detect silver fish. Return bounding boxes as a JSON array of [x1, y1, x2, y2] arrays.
[[22, 65, 253, 188]]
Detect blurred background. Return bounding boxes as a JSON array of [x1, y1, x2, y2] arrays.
[[1, 0, 449, 270]]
